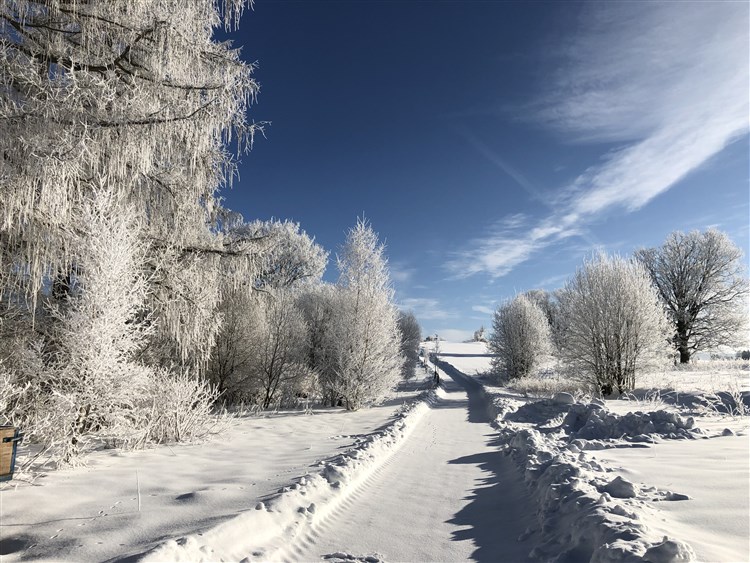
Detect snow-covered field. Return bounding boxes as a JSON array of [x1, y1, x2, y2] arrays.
[[1, 342, 748, 562], [0, 383, 430, 562]]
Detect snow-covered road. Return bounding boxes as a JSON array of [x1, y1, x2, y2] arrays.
[[283, 369, 536, 563]]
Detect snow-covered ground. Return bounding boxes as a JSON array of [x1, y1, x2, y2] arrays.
[[2, 341, 748, 562], [435, 341, 749, 562], [0, 382, 429, 562]]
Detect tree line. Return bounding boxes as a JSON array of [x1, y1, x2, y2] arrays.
[[0, 2, 418, 466], [489, 229, 749, 395]]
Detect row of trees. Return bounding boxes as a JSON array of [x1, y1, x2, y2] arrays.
[[490, 230, 749, 395], [206, 219, 413, 411], [0, 2, 417, 465], [0, 0, 262, 463]]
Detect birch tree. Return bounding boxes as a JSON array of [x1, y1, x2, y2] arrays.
[[634, 229, 749, 363], [327, 219, 402, 410], [557, 254, 671, 395], [489, 294, 551, 381]]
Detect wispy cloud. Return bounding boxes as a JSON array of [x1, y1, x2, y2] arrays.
[[448, 2, 748, 278], [471, 305, 495, 315], [389, 261, 416, 284], [447, 214, 581, 277], [398, 297, 450, 320]]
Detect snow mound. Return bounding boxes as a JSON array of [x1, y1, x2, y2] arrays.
[[499, 425, 695, 562], [140, 391, 437, 562], [564, 403, 698, 442], [604, 476, 638, 499]]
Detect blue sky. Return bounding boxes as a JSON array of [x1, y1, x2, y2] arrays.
[[220, 1, 749, 342]]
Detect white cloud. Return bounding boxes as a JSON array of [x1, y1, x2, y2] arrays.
[[389, 261, 416, 284], [448, 2, 749, 279], [471, 305, 495, 315], [446, 214, 580, 278], [398, 297, 449, 320]]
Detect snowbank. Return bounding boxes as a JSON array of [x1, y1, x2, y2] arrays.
[[563, 402, 699, 443], [141, 390, 438, 562], [498, 423, 695, 562]]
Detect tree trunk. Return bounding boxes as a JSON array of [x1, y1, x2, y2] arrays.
[[679, 346, 691, 364]]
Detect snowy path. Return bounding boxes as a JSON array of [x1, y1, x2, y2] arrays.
[[282, 369, 536, 563]]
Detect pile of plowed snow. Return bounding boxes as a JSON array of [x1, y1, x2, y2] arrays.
[[487, 392, 701, 562]]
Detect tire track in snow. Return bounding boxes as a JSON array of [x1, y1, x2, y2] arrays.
[[279, 376, 536, 563], [271, 416, 420, 563]]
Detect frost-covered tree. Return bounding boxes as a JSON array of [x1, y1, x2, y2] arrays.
[[524, 288, 563, 352], [296, 283, 337, 403], [0, 1, 267, 462], [40, 191, 155, 460], [327, 220, 402, 410], [473, 326, 487, 343], [205, 290, 255, 401], [489, 294, 551, 381], [397, 311, 421, 379], [0, 0, 260, 363], [634, 229, 749, 363], [233, 219, 328, 290], [206, 220, 326, 400], [557, 254, 671, 395], [244, 290, 311, 409]]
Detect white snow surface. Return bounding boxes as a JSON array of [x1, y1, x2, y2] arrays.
[[2, 342, 748, 562], [0, 383, 429, 562]]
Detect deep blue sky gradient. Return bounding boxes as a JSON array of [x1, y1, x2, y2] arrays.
[[218, 1, 750, 341]]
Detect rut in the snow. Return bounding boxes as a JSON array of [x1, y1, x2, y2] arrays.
[[283, 367, 536, 563]]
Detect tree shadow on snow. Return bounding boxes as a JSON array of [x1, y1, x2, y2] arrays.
[[447, 436, 537, 563], [438, 361, 496, 424]]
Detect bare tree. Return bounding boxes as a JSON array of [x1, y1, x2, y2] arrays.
[[397, 311, 422, 379], [557, 254, 671, 395], [489, 294, 551, 381], [245, 290, 310, 409], [635, 229, 749, 363]]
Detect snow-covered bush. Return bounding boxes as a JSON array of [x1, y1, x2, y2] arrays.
[[489, 294, 552, 381], [136, 371, 222, 446], [557, 254, 671, 395]]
